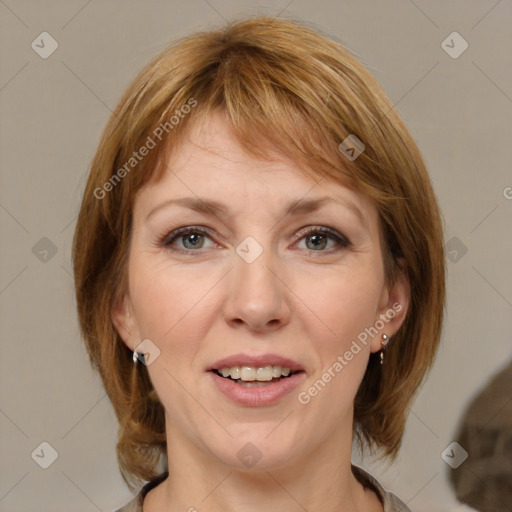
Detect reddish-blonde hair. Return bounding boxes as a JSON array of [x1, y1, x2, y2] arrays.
[[72, 15, 445, 492]]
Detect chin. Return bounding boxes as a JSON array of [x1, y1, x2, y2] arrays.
[[207, 432, 299, 472]]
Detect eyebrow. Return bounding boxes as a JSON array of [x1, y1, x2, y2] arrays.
[[146, 196, 367, 229]]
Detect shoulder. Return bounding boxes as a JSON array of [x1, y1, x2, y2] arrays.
[[114, 498, 141, 512], [352, 464, 412, 512], [113, 472, 168, 512], [114, 468, 411, 512]]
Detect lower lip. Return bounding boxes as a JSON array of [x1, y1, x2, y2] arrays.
[[208, 371, 306, 407]]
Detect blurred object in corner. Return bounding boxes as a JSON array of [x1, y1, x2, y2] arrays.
[[450, 358, 512, 511]]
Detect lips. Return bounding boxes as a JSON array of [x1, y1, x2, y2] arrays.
[[206, 352, 306, 406], [208, 366, 306, 407], [207, 353, 305, 373]]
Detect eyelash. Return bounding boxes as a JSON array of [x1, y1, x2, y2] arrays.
[[158, 225, 352, 255]]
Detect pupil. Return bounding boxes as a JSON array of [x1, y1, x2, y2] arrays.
[[308, 233, 326, 250], [184, 233, 202, 248]]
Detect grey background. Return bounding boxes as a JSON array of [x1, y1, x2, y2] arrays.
[[1, 0, 511, 510]]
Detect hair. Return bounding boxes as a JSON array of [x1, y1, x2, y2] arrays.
[[72, 15, 446, 492]]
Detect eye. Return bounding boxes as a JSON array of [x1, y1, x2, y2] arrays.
[[294, 226, 351, 252], [159, 225, 351, 254], [160, 226, 216, 252]]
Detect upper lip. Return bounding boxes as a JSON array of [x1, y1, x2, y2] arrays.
[[207, 353, 305, 372]]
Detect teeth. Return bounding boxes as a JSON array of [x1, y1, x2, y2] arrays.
[[240, 366, 257, 381], [216, 365, 294, 381], [272, 366, 282, 378], [257, 366, 273, 381]]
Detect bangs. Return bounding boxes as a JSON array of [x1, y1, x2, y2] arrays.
[[125, 33, 375, 196]]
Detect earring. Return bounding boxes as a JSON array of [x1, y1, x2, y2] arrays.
[[380, 334, 389, 365], [133, 350, 139, 363]]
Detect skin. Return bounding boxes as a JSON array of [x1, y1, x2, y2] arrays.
[[112, 111, 409, 511]]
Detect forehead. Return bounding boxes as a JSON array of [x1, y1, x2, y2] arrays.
[[135, 111, 378, 227]]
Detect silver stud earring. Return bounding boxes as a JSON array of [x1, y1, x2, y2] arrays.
[[133, 350, 139, 363], [380, 334, 389, 365]]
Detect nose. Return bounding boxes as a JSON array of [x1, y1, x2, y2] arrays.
[[222, 242, 292, 333]]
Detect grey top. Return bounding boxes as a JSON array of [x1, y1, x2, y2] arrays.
[[114, 465, 411, 511]]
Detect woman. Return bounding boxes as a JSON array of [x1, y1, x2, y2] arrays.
[[72, 16, 445, 512]]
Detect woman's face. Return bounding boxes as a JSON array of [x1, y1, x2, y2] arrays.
[[113, 111, 408, 472]]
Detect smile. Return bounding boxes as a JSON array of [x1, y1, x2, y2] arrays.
[[214, 365, 296, 382], [209, 367, 306, 406]]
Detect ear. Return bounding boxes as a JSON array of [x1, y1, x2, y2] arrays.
[[370, 261, 410, 354], [111, 291, 140, 351]]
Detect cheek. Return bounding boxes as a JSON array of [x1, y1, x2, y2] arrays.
[[127, 259, 217, 423], [310, 269, 382, 348], [128, 256, 217, 359], [296, 269, 382, 402]]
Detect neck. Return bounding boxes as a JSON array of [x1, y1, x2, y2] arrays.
[[147, 418, 379, 512]]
